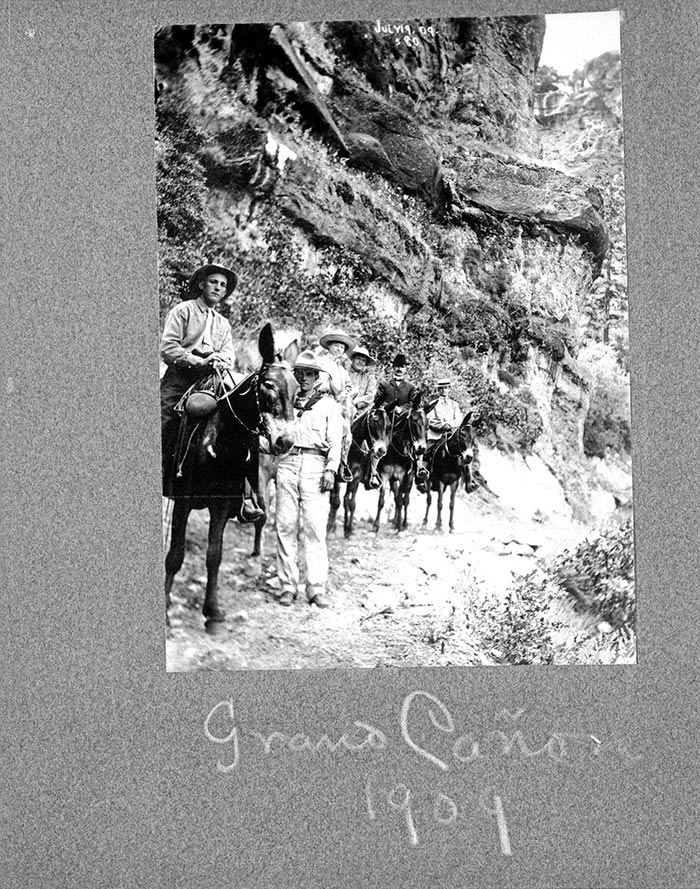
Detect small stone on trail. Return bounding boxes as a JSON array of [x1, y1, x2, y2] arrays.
[[232, 611, 249, 623]]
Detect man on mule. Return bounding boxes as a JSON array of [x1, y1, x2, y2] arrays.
[[373, 353, 419, 411], [275, 351, 344, 609], [314, 329, 356, 483], [374, 352, 428, 485], [347, 345, 381, 489], [419, 377, 463, 485], [159, 262, 263, 520], [348, 345, 378, 413]]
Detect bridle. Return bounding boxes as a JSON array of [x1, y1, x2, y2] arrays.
[[388, 406, 425, 460], [216, 362, 291, 440], [351, 407, 387, 453]]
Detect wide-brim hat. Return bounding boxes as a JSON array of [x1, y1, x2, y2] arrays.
[[349, 346, 376, 367], [392, 353, 408, 368], [436, 378, 451, 387], [294, 350, 322, 373], [187, 263, 238, 299], [319, 330, 355, 352]]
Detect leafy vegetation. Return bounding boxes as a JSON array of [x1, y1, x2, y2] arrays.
[[467, 519, 635, 665]]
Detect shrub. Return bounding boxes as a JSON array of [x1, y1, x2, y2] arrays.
[[579, 342, 631, 457], [554, 519, 635, 637], [469, 519, 635, 665]]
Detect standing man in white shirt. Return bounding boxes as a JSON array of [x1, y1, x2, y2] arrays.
[[276, 351, 344, 609]]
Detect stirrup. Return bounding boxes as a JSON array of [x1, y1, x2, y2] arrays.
[[339, 463, 353, 483], [237, 498, 265, 523]]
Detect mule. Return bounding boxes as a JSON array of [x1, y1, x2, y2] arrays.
[[325, 406, 390, 537], [373, 394, 427, 534], [163, 324, 299, 634], [421, 411, 475, 533]]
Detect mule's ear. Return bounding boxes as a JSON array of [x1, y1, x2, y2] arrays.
[[283, 338, 300, 367], [463, 410, 474, 425], [259, 323, 275, 365], [412, 390, 422, 411]]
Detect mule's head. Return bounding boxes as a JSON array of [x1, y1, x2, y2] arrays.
[[367, 406, 390, 459], [457, 411, 475, 464], [257, 324, 299, 456]]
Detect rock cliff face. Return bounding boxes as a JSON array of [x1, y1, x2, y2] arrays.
[[155, 18, 614, 518]]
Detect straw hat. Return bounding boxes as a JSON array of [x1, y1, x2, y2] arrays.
[[187, 263, 238, 300], [436, 378, 451, 387], [319, 329, 355, 352], [349, 346, 377, 367]]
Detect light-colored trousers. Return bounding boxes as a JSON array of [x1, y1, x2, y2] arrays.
[[276, 453, 328, 599]]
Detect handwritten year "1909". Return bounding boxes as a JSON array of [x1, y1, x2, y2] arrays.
[[364, 777, 512, 855]]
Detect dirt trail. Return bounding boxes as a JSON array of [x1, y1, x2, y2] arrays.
[[164, 469, 590, 671]]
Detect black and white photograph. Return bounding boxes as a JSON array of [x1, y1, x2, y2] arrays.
[[156, 11, 634, 671]]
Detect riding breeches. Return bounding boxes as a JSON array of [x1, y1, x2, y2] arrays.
[[275, 452, 328, 600]]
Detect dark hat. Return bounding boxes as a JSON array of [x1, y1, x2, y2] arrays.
[[392, 354, 408, 368], [187, 263, 238, 300]]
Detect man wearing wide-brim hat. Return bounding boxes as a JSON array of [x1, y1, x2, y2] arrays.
[[160, 263, 263, 521], [315, 329, 355, 400], [314, 329, 356, 482], [275, 350, 344, 608], [348, 345, 378, 413]]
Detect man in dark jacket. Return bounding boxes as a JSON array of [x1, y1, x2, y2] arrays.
[[373, 353, 428, 483], [373, 353, 418, 411]]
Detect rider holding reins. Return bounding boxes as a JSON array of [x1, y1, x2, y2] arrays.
[[159, 262, 263, 520]]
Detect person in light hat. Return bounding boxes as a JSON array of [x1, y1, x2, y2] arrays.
[[417, 377, 464, 487], [274, 350, 344, 609], [159, 262, 263, 519], [314, 329, 356, 482], [426, 378, 462, 443], [348, 345, 378, 413]]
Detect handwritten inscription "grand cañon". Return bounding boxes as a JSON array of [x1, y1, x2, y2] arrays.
[[203, 689, 641, 774]]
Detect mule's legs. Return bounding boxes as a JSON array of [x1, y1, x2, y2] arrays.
[[327, 476, 342, 535], [203, 500, 231, 634], [252, 512, 266, 558], [252, 475, 268, 558], [374, 479, 386, 533], [390, 478, 402, 531], [344, 477, 359, 538], [436, 483, 444, 531], [422, 488, 432, 527], [164, 500, 191, 620], [401, 482, 412, 531], [449, 481, 458, 533]]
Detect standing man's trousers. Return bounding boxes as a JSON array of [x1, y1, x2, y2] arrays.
[[276, 452, 328, 600]]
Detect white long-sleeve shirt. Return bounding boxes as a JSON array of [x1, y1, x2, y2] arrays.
[[285, 394, 344, 473], [427, 396, 462, 441]]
